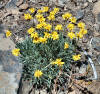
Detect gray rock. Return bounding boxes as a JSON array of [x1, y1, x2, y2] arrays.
[[97, 13, 100, 23], [97, 55, 100, 64], [76, 10, 84, 20], [5, 0, 17, 8], [91, 37, 100, 52]]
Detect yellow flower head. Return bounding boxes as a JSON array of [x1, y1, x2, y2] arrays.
[[27, 27, 35, 34], [47, 14, 55, 21], [44, 24, 52, 31], [42, 22, 47, 27], [64, 43, 69, 49], [31, 32, 38, 38], [39, 37, 47, 43], [37, 9, 43, 13], [67, 32, 75, 39], [44, 32, 51, 38], [67, 23, 75, 31], [55, 24, 63, 31], [6, 30, 12, 37], [36, 23, 43, 29], [50, 11, 55, 15], [53, 8, 59, 13], [80, 29, 87, 35], [51, 58, 64, 66], [12, 48, 20, 56], [70, 17, 76, 23], [42, 6, 49, 12], [33, 37, 40, 43], [62, 12, 72, 20], [72, 54, 81, 61], [24, 13, 32, 20], [34, 70, 43, 78], [78, 22, 85, 29], [36, 14, 43, 19], [37, 17, 45, 22], [29, 8, 35, 13], [76, 32, 83, 39], [51, 31, 59, 40]]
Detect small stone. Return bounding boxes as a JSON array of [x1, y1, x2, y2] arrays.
[[16, 0, 24, 6], [97, 13, 100, 23], [88, 0, 92, 2], [93, 1, 100, 16], [76, 10, 84, 20], [91, 37, 100, 52], [19, 4, 28, 10], [97, 55, 100, 64], [5, 0, 17, 8], [83, 2, 89, 8], [79, 64, 87, 74]]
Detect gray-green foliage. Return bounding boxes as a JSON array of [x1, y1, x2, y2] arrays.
[[16, 32, 75, 88]]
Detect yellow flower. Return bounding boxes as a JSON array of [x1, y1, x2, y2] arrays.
[[76, 32, 83, 38], [62, 12, 72, 20], [37, 9, 43, 13], [31, 32, 38, 38], [12, 48, 20, 56], [36, 23, 43, 29], [36, 14, 43, 19], [29, 8, 35, 13], [55, 24, 63, 31], [67, 32, 75, 39], [42, 7, 49, 12], [51, 58, 64, 66], [42, 22, 47, 27], [37, 17, 45, 22], [24, 13, 32, 20], [50, 11, 55, 15], [72, 54, 81, 61], [34, 70, 43, 78], [39, 37, 47, 43], [70, 17, 76, 23], [51, 31, 59, 40], [64, 43, 69, 49], [6, 30, 12, 37], [44, 32, 51, 38], [44, 24, 52, 31], [53, 8, 59, 13], [80, 29, 87, 35], [77, 22, 85, 29], [67, 23, 75, 31], [47, 14, 55, 21], [33, 37, 40, 43], [27, 27, 35, 34]]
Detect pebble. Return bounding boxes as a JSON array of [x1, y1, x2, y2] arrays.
[[97, 55, 100, 64], [76, 10, 84, 20], [5, 0, 17, 8], [93, 1, 100, 16], [19, 3, 28, 10], [91, 37, 100, 52]]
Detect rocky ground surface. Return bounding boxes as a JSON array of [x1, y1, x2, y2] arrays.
[[0, 0, 100, 94]]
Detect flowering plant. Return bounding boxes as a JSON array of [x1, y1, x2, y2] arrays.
[[7, 7, 87, 90]]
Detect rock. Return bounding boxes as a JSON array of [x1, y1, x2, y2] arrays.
[[76, 10, 84, 20], [19, 4, 28, 10], [93, 1, 100, 16], [58, 0, 69, 6], [16, 0, 24, 6], [79, 64, 87, 74], [83, 2, 89, 8], [5, 0, 17, 8], [0, 33, 15, 51], [97, 55, 100, 64], [88, 0, 92, 2], [97, 13, 100, 23], [91, 37, 100, 52]]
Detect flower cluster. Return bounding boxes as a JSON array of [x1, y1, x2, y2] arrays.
[[7, 6, 88, 89]]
